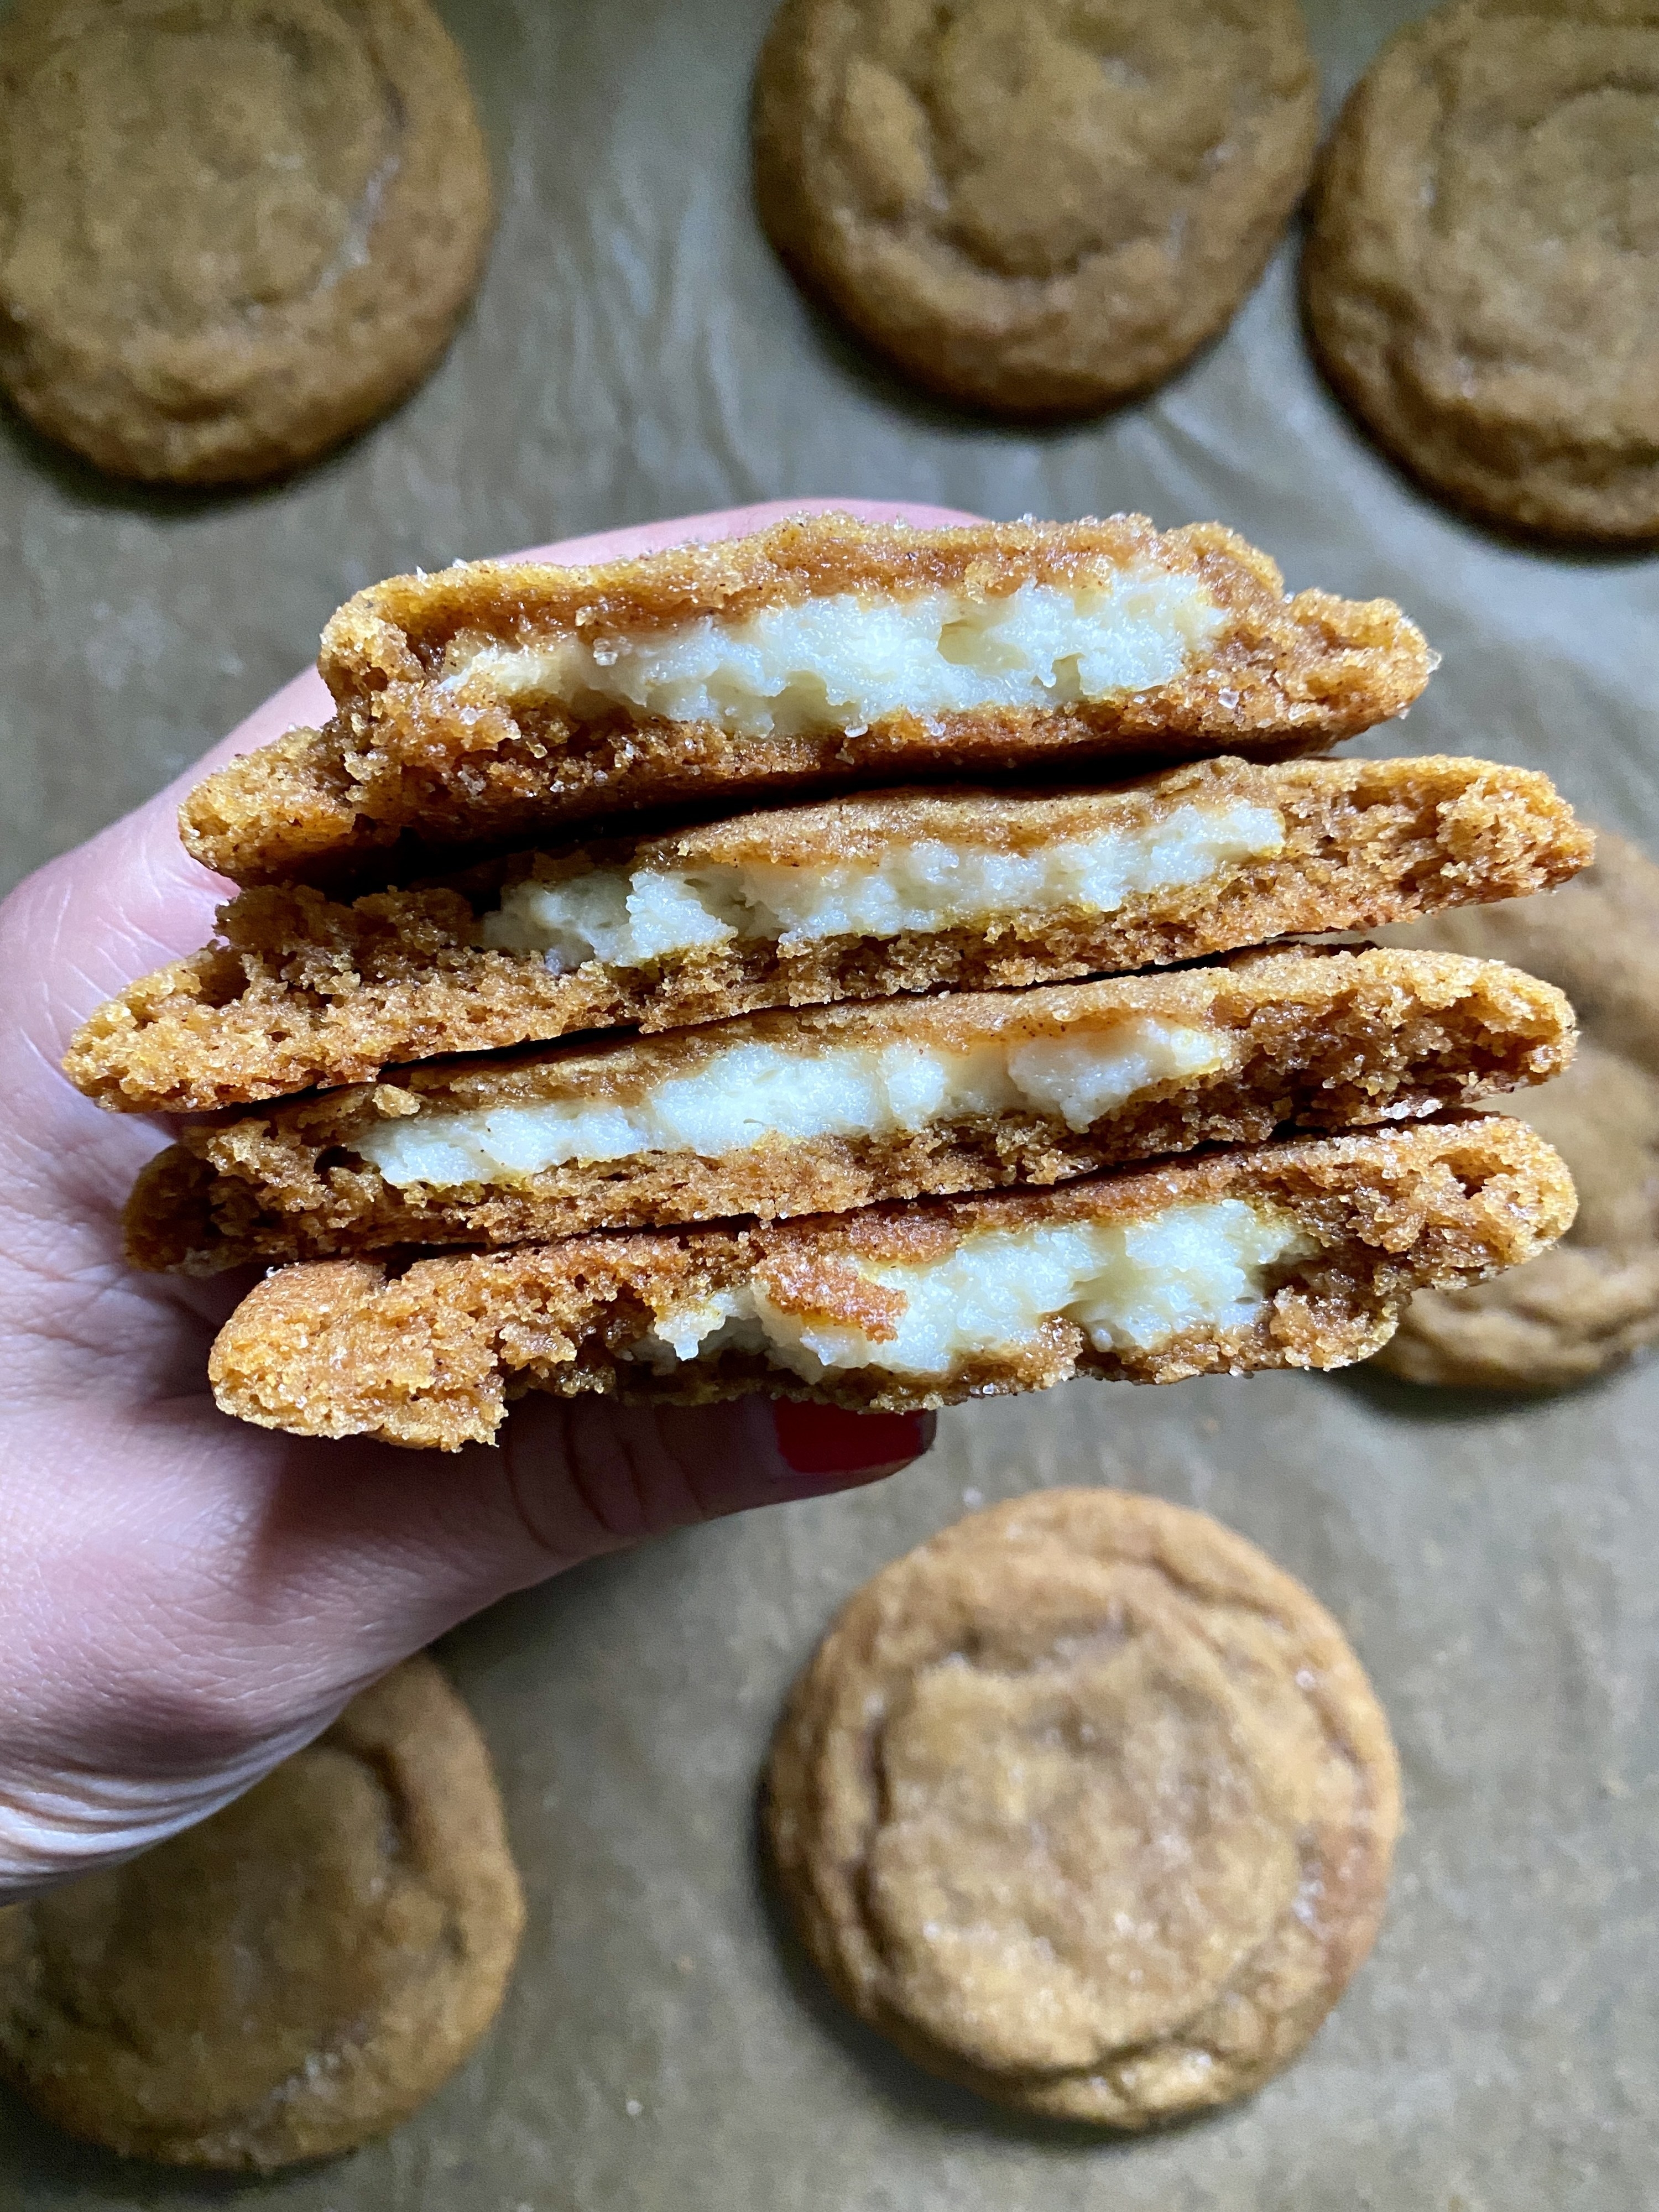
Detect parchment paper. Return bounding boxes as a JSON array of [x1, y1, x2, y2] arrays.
[[2, 1, 1657, 2205]]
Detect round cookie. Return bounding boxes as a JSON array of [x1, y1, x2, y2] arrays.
[[1303, 0, 1659, 541], [0, 0, 493, 486], [753, 0, 1319, 416], [765, 1488, 1400, 2127], [1373, 831, 1659, 1390], [0, 1656, 524, 2170]]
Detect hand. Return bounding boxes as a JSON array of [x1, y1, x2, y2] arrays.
[[0, 500, 967, 1899]]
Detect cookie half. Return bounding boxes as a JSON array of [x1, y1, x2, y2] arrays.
[[1372, 831, 1659, 1389], [70, 754, 1590, 1113], [125, 948, 1574, 1272], [177, 515, 1433, 887], [765, 1488, 1400, 2125], [754, 0, 1319, 415], [206, 1116, 1576, 1447], [1304, 0, 1659, 540], [0, 0, 493, 485], [0, 1658, 523, 2170]]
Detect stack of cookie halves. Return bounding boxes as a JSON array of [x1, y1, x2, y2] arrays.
[[69, 515, 1590, 1449]]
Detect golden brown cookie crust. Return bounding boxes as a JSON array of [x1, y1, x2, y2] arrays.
[[1372, 831, 1659, 1388], [0, 0, 493, 486], [753, 0, 1319, 415], [205, 1116, 1577, 1448], [765, 1488, 1401, 2125], [124, 948, 1575, 1273], [68, 754, 1591, 1114], [0, 1658, 524, 2170], [1304, 0, 1659, 541], [176, 515, 1434, 887]]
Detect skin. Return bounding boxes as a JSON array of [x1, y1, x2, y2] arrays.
[[0, 500, 969, 1900]]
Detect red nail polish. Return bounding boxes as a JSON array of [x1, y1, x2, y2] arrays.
[[772, 1401, 936, 1478]]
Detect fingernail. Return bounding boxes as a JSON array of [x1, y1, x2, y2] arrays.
[[771, 1401, 936, 1479]]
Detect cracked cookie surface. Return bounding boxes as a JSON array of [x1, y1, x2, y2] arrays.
[[764, 1487, 1400, 2124], [1305, 0, 1659, 540], [0, 0, 492, 483], [754, 0, 1319, 414], [0, 1659, 524, 2169]]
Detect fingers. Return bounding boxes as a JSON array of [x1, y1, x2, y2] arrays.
[[498, 1394, 935, 1567], [212, 1395, 936, 1666], [0, 1387, 935, 1892]]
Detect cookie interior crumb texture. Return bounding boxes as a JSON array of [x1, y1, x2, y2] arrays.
[[123, 949, 1576, 1272], [1372, 830, 1659, 1389], [764, 1487, 1401, 2124], [68, 754, 1590, 1113], [204, 1117, 1577, 1447], [175, 515, 1434, 886], [0, 0, 494, 484], [1303, 0, 1659, 541], [753, 0, 1319, 415], [0, 1657, 525, 2170]]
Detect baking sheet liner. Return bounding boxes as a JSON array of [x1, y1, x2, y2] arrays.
[[1, 0, 1656, 2204]]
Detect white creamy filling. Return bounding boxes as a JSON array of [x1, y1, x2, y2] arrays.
[[628, 1201, 1315, 1380], [353, 1021, 1234, 1189], [478, 801, 1286, 973], [450, 573, 1226, 742]]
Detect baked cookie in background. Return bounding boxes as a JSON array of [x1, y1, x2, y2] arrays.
[[764, 1488, 1400, 2127], [1303, 0, 1659, 542], [0, 1658, 524, 2170], [753, 0, 1319, 416], [1372, 832, 1659, 1391], [0, 0, 493, 486]]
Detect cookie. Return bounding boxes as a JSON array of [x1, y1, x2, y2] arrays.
[[1371, 831, 1659, 1389], [206, 1115, 1575, 1448], [176, 515, 1433, 888], [0, 0, 493, 485], [1303, 0, 1659, 540], [68, 754, 1590, 1115], [126, 948, 1575, 1273], [753, 0, 1319, 416], [764, 1487, 1400, 2125], [0, 1657, 524, 2170]]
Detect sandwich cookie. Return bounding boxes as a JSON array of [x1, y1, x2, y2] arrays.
[[124, 948, 1575, 1272], [69, 753, 1590, 1113], [177, 515, 1433, 887], [206, 1115, 1576, 1448]]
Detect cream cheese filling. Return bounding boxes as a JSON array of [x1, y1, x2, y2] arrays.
[[478, 800, 1286, 973], [352, 1020, 1234, 1190], [629, 1201, 1316, 1380], [447, 572, 1227, 742]]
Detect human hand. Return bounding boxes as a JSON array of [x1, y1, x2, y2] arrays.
[[0, 500, 967, 1898]]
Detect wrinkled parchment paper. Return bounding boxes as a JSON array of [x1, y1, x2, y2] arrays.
[[2, 1, 1657, 2204]]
